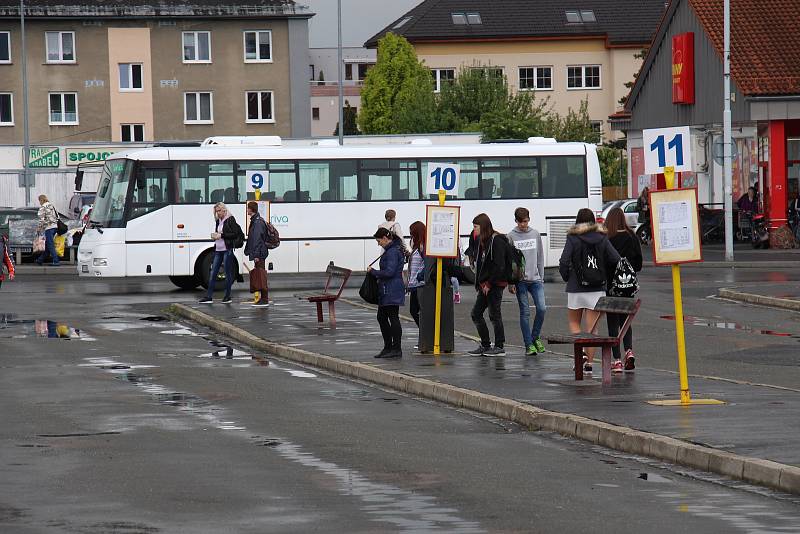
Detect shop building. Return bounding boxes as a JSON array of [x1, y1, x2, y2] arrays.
[[612, 0, 800, 245]]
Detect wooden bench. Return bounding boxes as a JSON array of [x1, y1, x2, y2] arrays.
[[295, 265, 352, 326], [546, 297, 641, 384]]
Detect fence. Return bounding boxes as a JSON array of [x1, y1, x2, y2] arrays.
[[602, 186, 628, 202]]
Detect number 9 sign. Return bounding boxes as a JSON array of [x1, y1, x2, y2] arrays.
[[246, 170, 268, 193], [426, 163, 460, 195]]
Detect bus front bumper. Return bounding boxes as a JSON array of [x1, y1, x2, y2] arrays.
[[77, 243, 126, 277]]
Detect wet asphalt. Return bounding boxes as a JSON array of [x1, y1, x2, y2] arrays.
[[2, 273, 800, 532]]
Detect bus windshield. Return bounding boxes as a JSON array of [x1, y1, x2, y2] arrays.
[[92, 159, 132, 228]]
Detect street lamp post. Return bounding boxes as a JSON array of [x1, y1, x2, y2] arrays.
[[20, 0, 31, 205], [337, 0, 344, 146]]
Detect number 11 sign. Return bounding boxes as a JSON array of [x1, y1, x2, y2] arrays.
[[643, 126, 693, 174]]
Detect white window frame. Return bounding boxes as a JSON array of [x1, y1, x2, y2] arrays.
[[119, 63, 144, 92], [566, 64, 601, 90], [245, 90, 275, 124], [243, 30, 273, 63], [121, 124, 144, 142], [0, 32, 11, 63], [518, 66, 553, 91], [431, 68, 455, 93], [48, 92, 78, 125], [184, 91, 213, 124], [0, 93, 13, 125], [45, 31, 76, 64], [182, 31, 211, 63]]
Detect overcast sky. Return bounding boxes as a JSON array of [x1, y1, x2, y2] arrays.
[[303, 0, 424, 48]]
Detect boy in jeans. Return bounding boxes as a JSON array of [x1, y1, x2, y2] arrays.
[[507, 207, 546, 355]]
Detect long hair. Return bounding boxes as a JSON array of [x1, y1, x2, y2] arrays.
[[409, 221, 426, 252], [214, 202, 228, 220], [604, 207, 631, 238], [472, 213, 494, 245], [575, 208, 595, 225]]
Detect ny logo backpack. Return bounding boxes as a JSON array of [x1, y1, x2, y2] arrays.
[[574, 238, 606, 288]]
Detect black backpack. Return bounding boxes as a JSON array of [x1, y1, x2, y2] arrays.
[[503, 236, 526, 284], [231, 220, 245, 249], [574, 237, 606, 288], [609, 257, 639, 297]]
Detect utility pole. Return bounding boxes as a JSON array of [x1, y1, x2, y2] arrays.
[[20, 0, 31, 205], [723, 0, 734, 261], [336, 0, 344, 146]]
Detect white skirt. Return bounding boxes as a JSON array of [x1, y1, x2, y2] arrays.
[[567, 291, 604, 310]]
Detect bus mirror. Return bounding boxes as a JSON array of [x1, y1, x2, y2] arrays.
[[136, 175, 146, 190], [74, 170, 84, 191]]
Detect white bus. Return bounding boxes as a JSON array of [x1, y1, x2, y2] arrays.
[[77, 137, 602, 289]]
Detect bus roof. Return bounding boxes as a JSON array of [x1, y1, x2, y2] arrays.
[[106, 141, 592, 163]]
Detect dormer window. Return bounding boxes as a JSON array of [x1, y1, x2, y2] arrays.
[[466, 13, 482, 25], [565, 10, 596, 23], [451, 13, 467, 25], [393, 16, 412, 29], [452, 12, 481, 25]]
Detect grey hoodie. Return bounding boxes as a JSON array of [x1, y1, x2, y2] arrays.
[[507, 226, 544, 283]]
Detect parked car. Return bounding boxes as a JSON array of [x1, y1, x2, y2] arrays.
[[68, 192, 96, 220], [0, 207, 37, 239], [6, 207, 77, 262], [597, 198, 640, 228]]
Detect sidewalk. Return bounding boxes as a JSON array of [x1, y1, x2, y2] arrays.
[[719, 280, 800, 311], [171, 295, 800, 495]]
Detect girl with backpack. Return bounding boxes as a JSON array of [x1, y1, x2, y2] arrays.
[[407, 221, 426, 326], [468, 213, 508, 356], [200, 202, 244, 305], [604, 207, 642, 372], [559, 208, 620, 373]]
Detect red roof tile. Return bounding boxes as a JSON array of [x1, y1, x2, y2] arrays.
[[690, 0, 800, 96]]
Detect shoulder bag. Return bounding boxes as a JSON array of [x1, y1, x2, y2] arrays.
[[359, 254, 383, 305]]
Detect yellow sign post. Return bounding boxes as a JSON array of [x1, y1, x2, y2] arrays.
[[433, 189, 446, 354], [253, 188, 261, 304], [648, 167, 724, 407]]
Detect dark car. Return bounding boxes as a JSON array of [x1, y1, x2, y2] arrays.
[[0, 208, 37, 240]]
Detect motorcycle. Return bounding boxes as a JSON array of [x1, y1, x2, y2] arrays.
[[751, 213, 770, 249]]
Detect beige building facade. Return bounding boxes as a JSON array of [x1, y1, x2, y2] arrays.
[[0, 3, 311, 147], [416, 40, 643, 142]]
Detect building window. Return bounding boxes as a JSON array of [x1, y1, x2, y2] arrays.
[[0, 93, 12, 125], [519, 66, 552, 90], [590, 121, 603, 142], [565, 10, 596, 23], [246, 91, 274, 123], [49, 92, 78, 125], [312, 107, 320, 120], [431, 68, 455, 92], [466, 13, 482, 24], [567, 65, 601, 89], [184, 92, 213, 124], [121, 124, 144, 142], [183, 31, 211, 63], [309, 64, 315, 81], [0, 32, 10, 63], [119, 63, 143, 91], [243, 30, 272, 62], [45, 31, 75, 63], [470, 66, 504, 79], [345, 62, 373, 82], [451, 12, 481, 25]]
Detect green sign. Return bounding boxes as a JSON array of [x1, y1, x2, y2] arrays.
[[66, 147, 116, 166], [28, 147, 60, 168]]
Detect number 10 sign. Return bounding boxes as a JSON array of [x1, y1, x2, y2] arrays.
[[643, 126, 693, 174], [426, 163, 460, 195]]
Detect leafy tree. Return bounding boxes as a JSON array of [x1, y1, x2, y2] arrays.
[[333, 100, 360, 136], [546, 99, 601, 143], [479, 90, 550, 142], [358, 33, 436, 134], [598, 146, 626, 187], [619, 47, 648, 106], [438, 66, 510, 131]]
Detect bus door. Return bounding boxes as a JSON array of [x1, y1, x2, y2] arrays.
[[125, 165, 173, 276]]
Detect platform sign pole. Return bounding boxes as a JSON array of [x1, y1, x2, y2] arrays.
[[433, 190, 446, 355]]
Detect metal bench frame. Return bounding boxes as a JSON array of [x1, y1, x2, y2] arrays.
[[546, 297, 641, 384], [295, 265, 352, 327]]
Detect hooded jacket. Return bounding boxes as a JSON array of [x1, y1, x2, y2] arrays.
[[507, 226, 544, 283], [244, 213, 269, 261], [474, 233, 508, 289], [559, 223, 620, 293], [370, 237, 406, 306], [37, 202, 58, 232]]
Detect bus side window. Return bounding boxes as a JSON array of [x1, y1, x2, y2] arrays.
[[267, 162, 297, 202], [129, 168, 170, 219], [541, 156, 586, 198]]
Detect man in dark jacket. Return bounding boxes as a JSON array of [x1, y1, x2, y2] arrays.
[[244, 201, 269, 307]]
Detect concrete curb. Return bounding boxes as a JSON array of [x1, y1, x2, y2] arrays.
[[718, 288, 800, 312], [169, 302, 800, 496], [684, 261, 800, 268]]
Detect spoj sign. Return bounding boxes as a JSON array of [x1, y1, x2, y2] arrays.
[[66, 147, 118, 166]]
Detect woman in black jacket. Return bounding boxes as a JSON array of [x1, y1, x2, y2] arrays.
[[468, 213, 508, 356], [200, 202, 243, 305], [604, 207, 642, 372]]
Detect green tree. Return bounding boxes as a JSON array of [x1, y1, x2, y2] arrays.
[[478, 90, 551, 142], [597, 146, 627, 187], [619, 47, 648, 106], [438, 66, 510, 131], [333, 100, 360, 136], [358, 33, 436, 134], [546, 99, 600, 143]]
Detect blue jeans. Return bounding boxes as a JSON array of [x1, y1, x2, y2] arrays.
[[515, 281, 546, 347], [206, 250, 234, 299], [37, 228, 60, 265]]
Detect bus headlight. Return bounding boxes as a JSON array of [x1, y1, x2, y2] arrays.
[[93, 258, 108, 266]]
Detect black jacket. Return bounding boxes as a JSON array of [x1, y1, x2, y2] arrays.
[[609, 230, 643, 271], [217, 216, 243, 251], [559, 223, 620, 293], [475, 233, 507, 289], [244, 213, 268, 261]]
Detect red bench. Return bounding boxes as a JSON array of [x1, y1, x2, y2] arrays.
[[546, 296, 641, 384], [295, 265, 352, 326]]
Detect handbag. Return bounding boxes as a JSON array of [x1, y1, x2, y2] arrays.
[[359, 255, 382, 305], [33, 235, 45, 253], [56, 216, 68, 236]]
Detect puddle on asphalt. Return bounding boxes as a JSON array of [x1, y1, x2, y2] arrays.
[[0, 315, 94, 340], [660, 315, 800, 339]]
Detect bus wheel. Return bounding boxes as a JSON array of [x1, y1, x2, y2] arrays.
[[169, 275, 200, 290], [197, 251, 239, 290]]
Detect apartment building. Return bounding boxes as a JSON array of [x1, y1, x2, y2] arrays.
[[365, 0, 666, 141], [0, 1, 312, 145]]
